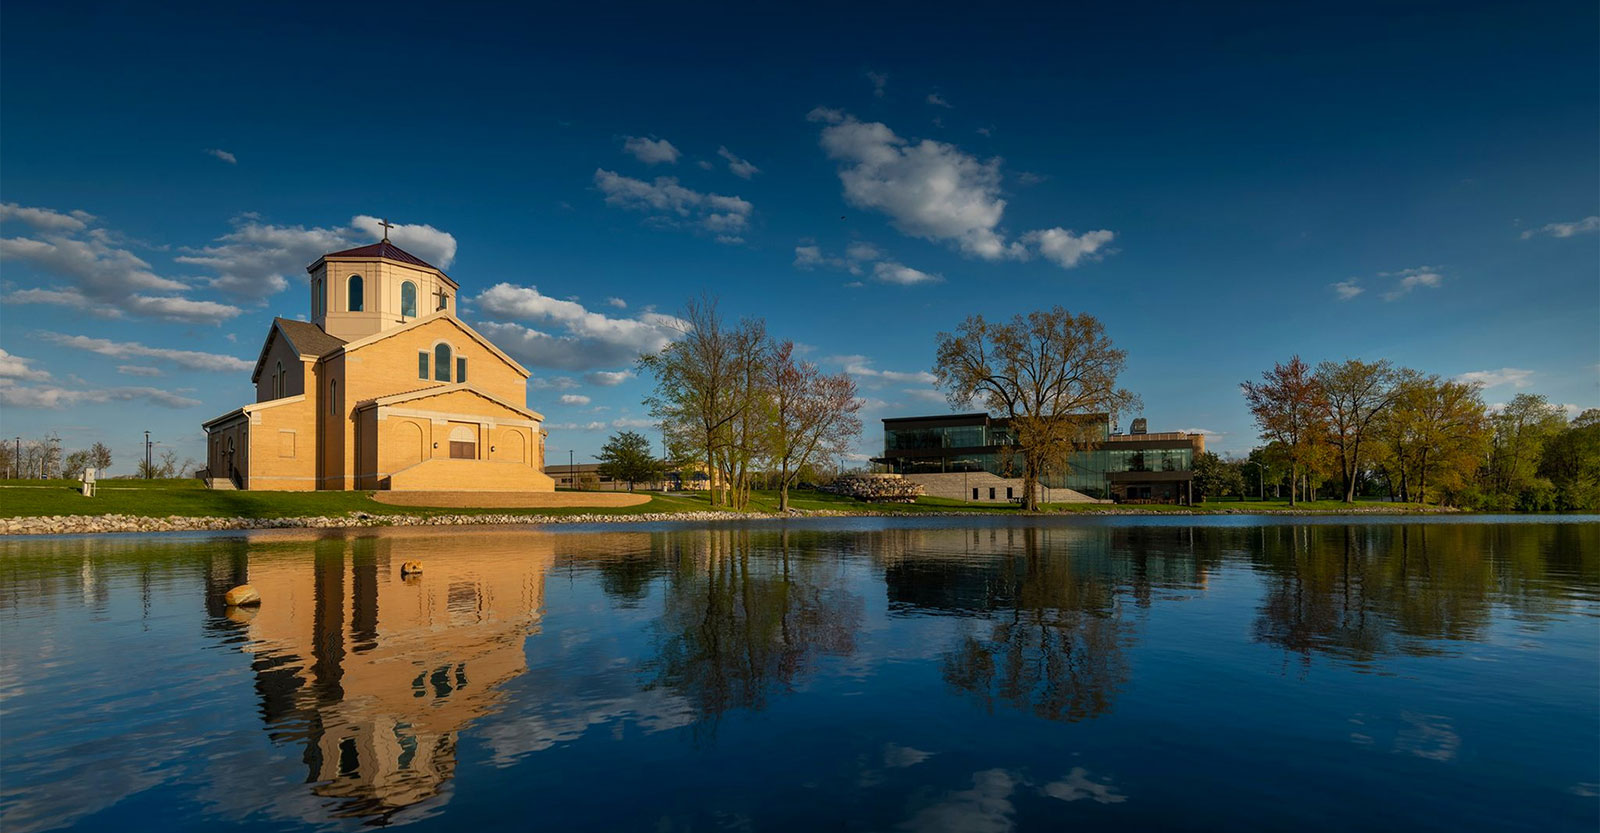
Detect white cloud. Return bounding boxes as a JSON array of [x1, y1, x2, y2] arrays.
[[1520, 216, 1599, 239], [898, 769, 1016, 833], [531, 376, 581, 390], [0, 379, 200, 409], [794, 240, 889, 276], [0, 203, 93, 232], [585, 370, 634, 386], [808, 109, 1112, 269], [605, 296, 627, 309], [349, 216, 458, 268], [927, 92, 953, 108], [1381, 267, 1444, 300], [1456, 368, 1534, 389], [903, 388, 947, 403], [611, 417, 656, 429], [204, 148, 237, 165], [622, 136, 680, 165], [845, 242, 882, 261], [1020, 227, 1115, 269], [593, 169, 753, 242], [793, 245, 831, 270], [0, 349, 51, 381], [36, 332, 252, 372], [1331, 280, 1364, 300], [866, 71, 888, 98], [716, 146, 760, 179], [873, 260, 942, 285], [1014, 171, 1046, 185], [175, 215, 458, 300], [883, 743, 934, 768], [116, 365, 162, 377], [0, 210, 243, 324], [560, 394, 591, 405], [474, 282, 686, 371], [833, 354, 937, 384]]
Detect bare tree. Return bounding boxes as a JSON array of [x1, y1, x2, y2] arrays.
[[768, 341, 862, 512], [1314, 358, 1398, 503], [1242, 356, 1327, 505], [934, 308, 1138, 511], [89, 441, 113, 474]]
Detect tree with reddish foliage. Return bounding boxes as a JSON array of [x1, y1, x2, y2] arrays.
[[767, 341, 861, 512], [1242, 356, 1328, 506]]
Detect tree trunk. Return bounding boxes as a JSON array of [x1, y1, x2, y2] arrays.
[[1289, 462, 1298, 506], [778, 460, 790, 513]]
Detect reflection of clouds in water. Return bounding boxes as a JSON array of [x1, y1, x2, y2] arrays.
[[479, 686, 694, 763], [883, 743, 934, 768], [1039, 767, 1126, 804], [899, 769, 1017, 833], [1394, 712, 1461, 762], [1571, 782, 1598, 797]]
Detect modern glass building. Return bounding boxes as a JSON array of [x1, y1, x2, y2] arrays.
[[875, 413, 1206, 503]]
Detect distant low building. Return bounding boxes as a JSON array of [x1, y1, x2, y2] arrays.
[[545, 462, 709, 492], [872, 412, 1205, 504]]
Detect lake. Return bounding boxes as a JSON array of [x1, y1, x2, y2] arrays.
[[1, 516, 1595, 832]]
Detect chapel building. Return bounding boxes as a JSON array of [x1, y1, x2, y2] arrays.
[[202, 236, 554, 492]]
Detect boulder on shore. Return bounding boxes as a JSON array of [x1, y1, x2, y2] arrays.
[[223, 584, 261, 606]]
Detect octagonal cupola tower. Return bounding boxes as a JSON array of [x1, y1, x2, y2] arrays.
[[306, 230, 459, 342]]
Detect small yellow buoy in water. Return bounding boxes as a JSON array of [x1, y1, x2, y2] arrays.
[[223, 584, 261, 606], [400, 561, 423, 576]]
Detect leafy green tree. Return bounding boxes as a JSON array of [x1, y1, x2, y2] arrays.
[[1193, 452, 1245, 501], [1371, 371, 1488, 505], [1538, 409, 1600, 510], [597, 430, 660, 491], [1314, 359, 1399, 503], [1485, 394, 1568, 510], [62, 450, 93, 477]]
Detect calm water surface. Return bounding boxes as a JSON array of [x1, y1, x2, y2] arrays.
[[1, 516, 1596, 832]]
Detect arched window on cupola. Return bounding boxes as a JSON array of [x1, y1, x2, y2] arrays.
[[348, 275, 364, 312], [434, 343, 453, 382], [401, 281, 417, 318]]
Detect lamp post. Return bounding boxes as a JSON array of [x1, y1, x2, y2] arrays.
[[1245, 461, 1266, 501], [144, 431, 152, 479]]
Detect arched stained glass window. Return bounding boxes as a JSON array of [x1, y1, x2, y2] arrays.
[[401, 281, 417, 318], [348, 275, 364, 312], [434, 343, 452, 382]]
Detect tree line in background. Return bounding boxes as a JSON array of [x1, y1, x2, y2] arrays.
[[1226, 356, 1599, 510], [0, 436, 203, 480], [640, 296, 864, 511]]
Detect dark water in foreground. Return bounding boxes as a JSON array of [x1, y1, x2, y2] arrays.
[[1, 516, 1596, 832]]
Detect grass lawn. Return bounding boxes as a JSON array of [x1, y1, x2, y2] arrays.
[[0, 479, 1455, 521]]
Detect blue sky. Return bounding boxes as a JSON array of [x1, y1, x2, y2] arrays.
[[1, 1, 1596, 472]]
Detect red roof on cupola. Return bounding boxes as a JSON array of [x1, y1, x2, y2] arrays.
[[319, 240, 439, 270]]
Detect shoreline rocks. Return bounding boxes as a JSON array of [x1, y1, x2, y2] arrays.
[[0, 504, 1466, 537]]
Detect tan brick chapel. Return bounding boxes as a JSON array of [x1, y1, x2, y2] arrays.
[[203, 235, 554, 491]]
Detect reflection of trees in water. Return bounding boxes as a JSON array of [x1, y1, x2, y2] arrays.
[[936, 527, 1131, 723], [641, 528, 862, 729], [1249, 522, 1600, 667]]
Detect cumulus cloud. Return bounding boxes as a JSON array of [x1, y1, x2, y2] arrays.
[[0, 379, 201, 409], [586, 369, 634, 386], [873, 260, 942, 285], [474, 282, 686, 371], [1381, 267, 1444, 301], [0, 203, 93, 232], [898, 769, 1017, 833], [927, 92, 953, 108], [0, 208, 242, 324], [559, 394, 591, 405], [1520, 216, 1599, 239], [1021, 227, 1115, 269], [204, 148, 237, 165], [35, 332, 253, 372], [605, 296, 627, 309], [117, 365, 162, 377], [0, 349, 51, 381], [622, 136, 680, 165], [807, 109, 1113, 269], [1040, 767, 1127, 804], [716, 146, 760, 179], [176, 215, 458, 300], [833, 354, 937, 384], [1457, 368, 1534, 389], [593, 169, 752, 242], [1331, 280, 1364, 300], [531, 376, 581, 391]]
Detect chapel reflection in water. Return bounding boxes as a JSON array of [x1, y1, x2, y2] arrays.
[[214, 530, 557, 824]]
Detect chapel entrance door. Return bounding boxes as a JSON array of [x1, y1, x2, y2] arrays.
[[448, 423, 477, 459]]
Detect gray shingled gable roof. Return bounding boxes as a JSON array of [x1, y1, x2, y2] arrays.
[[251, 318, 346, 382]]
